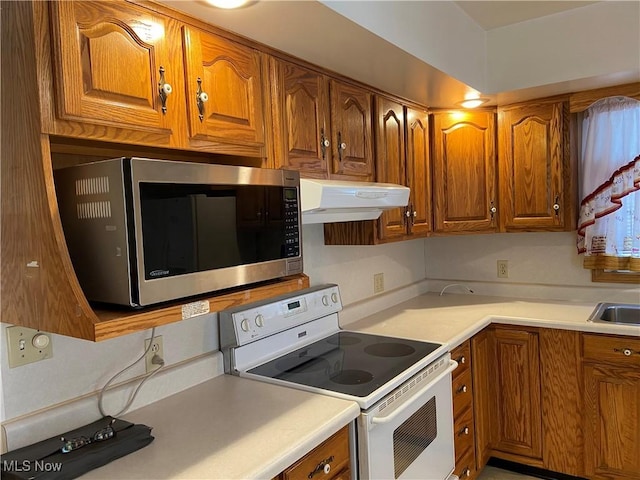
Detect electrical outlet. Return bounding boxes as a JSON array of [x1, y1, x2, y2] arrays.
[[6, 326, 53, 368], [373, 273, 384, 294], [497, 260, 509, 278], [144, 336, 163, 373]]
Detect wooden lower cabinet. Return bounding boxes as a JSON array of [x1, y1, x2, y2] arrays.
[[493, 327, 543, 461], [451, 341, 478, 480], [277, 426, 350, 480], [469, 326, 585, 477], [583, 334, 640, 480]]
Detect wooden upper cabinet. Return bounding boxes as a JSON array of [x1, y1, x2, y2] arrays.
[[270, 59, 329, 177], [182, 26, 265, 150], [329, 80, 374, 180], [498, 100, 569, 231], [376, 97, 407, 241], [49, 1, 183, 145], [493, 328, 543, 460], [406, 108, 432, 236], [431, 111, 497, 234]]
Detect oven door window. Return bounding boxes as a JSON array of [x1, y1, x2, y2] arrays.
[[393, 397, 437, 478], [139, 183, 298, 280]]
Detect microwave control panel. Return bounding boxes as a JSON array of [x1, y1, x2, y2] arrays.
[[284, 187, 300, 258]]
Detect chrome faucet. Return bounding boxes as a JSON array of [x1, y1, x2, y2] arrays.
[[439, 283, 474, 296]]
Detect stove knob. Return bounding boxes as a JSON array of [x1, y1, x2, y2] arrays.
[[255, 314, 264, 327], [240, 319, 249, 332], [322, 295, 329, 306], [331, 293, 338, 304]]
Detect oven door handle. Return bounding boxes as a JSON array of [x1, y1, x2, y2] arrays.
[[371, 360, 458, 425]]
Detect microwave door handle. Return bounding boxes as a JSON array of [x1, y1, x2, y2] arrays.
[[370, 360, 458, 425]]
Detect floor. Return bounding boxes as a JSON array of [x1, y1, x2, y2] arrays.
[[477, 466, 541, 480]]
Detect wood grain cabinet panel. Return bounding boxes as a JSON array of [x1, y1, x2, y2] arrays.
[[376, 97, 407, 241], [183, 26, 265, 150], [279, 426, 350, 480], [470, 328, 497, 471], [405, 107, 432, 236], [270, 59, 329, 177], [583, 334, 640, 480], [329, 80, 374, 180], [49, 1, 184, 146], [431, 111, 497, 233], [498, 100, 570, 231], [493, 328, 543, 460]]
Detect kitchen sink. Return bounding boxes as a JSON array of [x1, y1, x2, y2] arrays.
[[588, 303, 640, 325]]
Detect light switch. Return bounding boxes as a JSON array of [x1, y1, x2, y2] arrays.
[[6, 326, 53, 368]]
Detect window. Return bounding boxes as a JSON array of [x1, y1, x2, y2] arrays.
[[576, 95, 640, 283]]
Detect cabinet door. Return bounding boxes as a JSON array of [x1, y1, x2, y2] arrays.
[[493, 328, 543, 460], [375, 97, 407, 241], [183, 26, 265, 148], [471, 328, 497, 471], [49, 1, 181, 144], [498, 101, 568, 231], [432, 111, 497, 233], [329, 80, 374, 180], [584, 363, 640, 480], [270, 59, 329, 177], [406, 108, 432, 236]]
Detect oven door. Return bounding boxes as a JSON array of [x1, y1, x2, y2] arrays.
[[357, 359, 457, 480]]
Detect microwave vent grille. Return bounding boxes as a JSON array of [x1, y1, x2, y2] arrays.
[[77, 201, 112, 219], [76, 176, 109, 196]]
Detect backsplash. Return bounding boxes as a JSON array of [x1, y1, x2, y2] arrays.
[[424, 231, 639, 303]]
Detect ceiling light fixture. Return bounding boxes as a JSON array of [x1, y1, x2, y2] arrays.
[[459, 97, 489, 109], [204, 0, 251, 9]]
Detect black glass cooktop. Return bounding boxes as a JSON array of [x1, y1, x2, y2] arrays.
[[247, 331, 442, 397]]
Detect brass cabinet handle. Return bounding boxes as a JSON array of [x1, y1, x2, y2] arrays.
[[457, 355, 466, 364], [457, 384, 468, 394], [458, 425, 470, 436], [196, 77, 209, 122], [158, 66, 173, 114]]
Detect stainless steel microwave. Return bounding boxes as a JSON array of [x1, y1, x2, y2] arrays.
[[55, 158, 302, 307]]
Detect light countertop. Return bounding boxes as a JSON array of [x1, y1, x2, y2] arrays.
[[345, 293, 639, 349], [80, 292, 638, 480], [81, 375, 360, 480]]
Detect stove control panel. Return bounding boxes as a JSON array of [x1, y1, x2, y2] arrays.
[[220, 284, 342, 348]]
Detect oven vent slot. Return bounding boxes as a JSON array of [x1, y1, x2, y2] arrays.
[[375, 356, 447, 416]]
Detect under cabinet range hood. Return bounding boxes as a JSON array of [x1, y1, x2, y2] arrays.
[[300, 178, 410, 224]]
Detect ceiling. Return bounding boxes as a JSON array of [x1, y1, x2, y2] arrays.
[[454, 1, 599, 30]]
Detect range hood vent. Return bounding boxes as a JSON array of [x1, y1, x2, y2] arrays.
[[300, 179, 410, 224]]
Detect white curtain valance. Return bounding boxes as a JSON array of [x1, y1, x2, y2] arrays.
[[577, 96, 640, 257]]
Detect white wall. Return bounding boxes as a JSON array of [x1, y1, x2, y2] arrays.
[[487, 1, 640, 93], [425, 231, 640, 303], [0, 224, 426, 428]]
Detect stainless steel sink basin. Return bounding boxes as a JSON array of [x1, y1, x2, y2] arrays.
[[588, 303, 640, 325]]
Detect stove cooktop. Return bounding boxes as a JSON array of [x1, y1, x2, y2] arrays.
[[247, 331, 442, 398]]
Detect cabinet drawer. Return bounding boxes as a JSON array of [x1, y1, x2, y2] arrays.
[[451, 341, 471, 379], [454, 404, 475, 464], [452, 369, 473, 418], [282, 426, 349, 480], [454, 447, 477, 480], [583, 334, 640, 366]]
